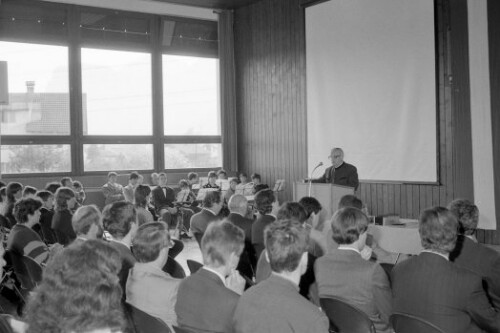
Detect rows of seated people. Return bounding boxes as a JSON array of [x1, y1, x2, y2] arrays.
[[0, 173, 499, 333]]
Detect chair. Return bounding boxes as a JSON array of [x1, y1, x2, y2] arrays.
[[390, 313, 446, 333], [379, 263, 394, 282], [186, 259, 203, 274], [320, 297, 376, 333], [125, 303, 171, 333], [4, 251, 34, 292], [21, 255, 43, 287], [162, 257, 186, 279]]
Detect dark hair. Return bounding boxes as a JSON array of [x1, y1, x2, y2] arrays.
[[338, 194, 363, 210], [239, 172, 248, 178], [216, 169, 227, 176], [108, 172, 118, 179], [24, 240, 124, 333], [36, 190, 53, 202], [60, 177, 72, 186], [419, 207, 458, 254], [178, 179, 190, 189], [54, 187, 75, 212], [0, 187, 6, 202], [73, 181, 83, 189], [250, 173, 261, 181], [13, 197, 43, 224], [201, 220, 245, 267], [22, 186, 38, 197], [102, 201, 136, 239], [0, 181, 5, 189], [447, 199, 479, 235], [129, 172, 140, 180], [277, 202, 308, 223], [254, 189, 275, 215], [132, 222, 171, 263], [202, 191, 222, 208], [331, 207, 368, 245], [158, 172, 167, 178], [45, 182, 61, 194], [253, 184, 269, 193], [187, 172, 198, 181], [6, 182, 23, 204], [298, 197, 322, 218], [134, 185, 151, 209], [208, 171, 217, 179]]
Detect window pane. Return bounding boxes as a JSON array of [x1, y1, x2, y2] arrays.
[[83, 144, 153, 171], [1, 145, 71, 174], [163, 55, 220, 135], [0, 41, 70, 135], [81, 48, 152, 135], [164, 144, 222, 169]]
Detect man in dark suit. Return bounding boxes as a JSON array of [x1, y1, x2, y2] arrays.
[[176, 221, 246, 333], [190, 191, 223, 246], [151, 173, 177, 226], [312, 147, 359, 190], [251, 189, 279, 258], [392, 207, 500, 333], [227, 194, 256, 279], [448, 199, 500, 309]]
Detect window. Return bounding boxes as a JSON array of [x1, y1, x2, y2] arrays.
[[1, 145, 71, 174], [83, 144, 154, 172], [164, 144, 222, 169]]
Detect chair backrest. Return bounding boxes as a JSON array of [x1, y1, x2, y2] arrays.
[[186, 259, 203, 274], [4, 251, 34, 291], [162, 257, 186, 279], [125, 303, 171, 333], [21, 255, 43, 287], [320, 297, 376, 333], [391, 313, 446, 333]]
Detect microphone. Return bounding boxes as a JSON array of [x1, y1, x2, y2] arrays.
[[308, 162, 324, 197]]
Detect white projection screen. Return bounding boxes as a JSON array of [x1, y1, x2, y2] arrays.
[[306, 0, 437, 182]]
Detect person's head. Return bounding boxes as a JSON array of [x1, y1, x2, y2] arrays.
[[329, 147, 344, 168], [6, 182, 23, 203], [203, 191, 223, 215], [229, 178, 239, 191], [254, 189, 275, 215], [45, 182, 61, 194], [447, 199, 479, 235], [264, 219, 309, 276], [129, 172, 140, 186], [73, 181, 83, 191], [72, 205, 104, 240], [0, 187, 6, 203], [178, 179, 190, 190], [239, 172, 248, 184], [22, 186, 37, 198], [217, 169, 227, 180], [134, 185, 152, 210], [419, 206, 458, 254], [331, 207, 369, 250], [228, 194, 248, 216], [107, 172, 118, 184], [251, 173, 261, 185], [13, 197, 43, 227], [208, 171, 217, 185], [0, 181, 5, 189], [132, 222, 171, 268], [60, 177, 73, 188], [102, 201, 137, 241], [158, 172, 167, 187], [277, 202, 308, 223], [36, 190, 54, 210], [150, 172, 159, 186], [137, 174, 144, 185], [338, 194, 363, 210], [54, 187, 77, 212], [25, 240, 124, 333], [298, 197, 322, 219], [201, 220, 245, 274], [187, 172, 199, 184]]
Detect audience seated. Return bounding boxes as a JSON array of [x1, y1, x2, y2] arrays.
[[251, 173, 269, 194], [238, 172, 249, 185], [392, 206, 500, 333], [3, 182, 23, 228], [150, 172, 159, 187], [187, 172, 199, 187], [315, 207, 392, 333], [202, 171, 220, 189], [126, 221, 181, 330], [35, 190, 57, 244], [21, 186, 37, 198], [72, 205, 104, 244], [251, 189, 278, 258], [44, 181, 61, 195], [151, 173, 178, 226], [217, 169, 227, 180], [7, 197, 50, 265], [176, 220, 245, 333], [24, 239, 125, 333], [299, 196, 327, 256], [233, 219, 329, 333], [190, 191, 223, 245], [73, 181, 86, 206], [123, 172, 140, 203], [448, 199, 500, 310], [176, 179, 197, 207], [51, 187, 77, 246], [134, 185, 155, 226], [224, 178, 238, 203], [102, 172, 125, 206], [60, 176, 73, 188], [102, 201, 138, 296]]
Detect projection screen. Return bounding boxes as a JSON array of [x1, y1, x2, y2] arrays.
[[306, 0, 437, 182]]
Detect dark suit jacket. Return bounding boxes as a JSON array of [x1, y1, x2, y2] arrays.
[[175, 268, 239, 333], [108, 240, 136, 299], [190, 209, 220, 245], [151, 186, 176, 213], [312, 162, 359, 190], [251, 214, 276, 259], [39, 208, 57, 244], [392, 252, 500, 333], [51, 209, 76, 246], [227, 212, 256, 279], [451, 235, 500, 310]]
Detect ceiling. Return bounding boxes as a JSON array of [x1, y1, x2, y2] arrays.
[[145, 0, 263, 10]]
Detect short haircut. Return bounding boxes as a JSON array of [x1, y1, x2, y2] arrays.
[[251, 173, 261, 181], [178, 179, 190, 188], [60, 177, 72, 186], [201, 220, 245, 267], [72, 205, 102, 236], [108, 172, 118, 179], [228, 194, 248, 212], [217, 169, 227, 176], [331, 207, 368, 245], [419, 206, 458, 254], [208, 171, 217, 179], [0, 187, 6, 202], [45, 182, 61, 194], [229, 178, 239, 185], [14, 197, 43, 224], [129, 172, 139, 180], [6, 182, 23, 203], [158, 172, 167, 178], [72, 181, 83, 189], [203, 191, 222, 208], [22, 186, 38, 197], [134, 185, 151, 209], [447, 199, 479, 235], [277, 202, 308, 223], [239, 172, 248, 178], [36, 190, 53, 202], [264, 219, 309, 273], [254, 189, 275, 215], [338, 194, 363, 210], [54, 187, 75, 212], [299, 197, 322, 218], [132, 222, 171, 263], [187, 172, 198, 181], [102, 201, 136, 239]]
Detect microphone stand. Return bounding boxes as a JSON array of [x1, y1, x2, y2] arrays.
[[308, 162, 323, 197]]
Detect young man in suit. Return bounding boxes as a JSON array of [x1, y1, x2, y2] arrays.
[[392, 207, 500, 333], [175, 220, 246, 333], [190, 191, 223, 245], [251, 189, 279, 259]]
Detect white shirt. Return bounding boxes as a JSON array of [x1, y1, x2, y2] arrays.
[[337, 245, 361, 255]]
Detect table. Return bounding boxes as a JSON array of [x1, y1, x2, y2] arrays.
[[368, 219, 422, 255]]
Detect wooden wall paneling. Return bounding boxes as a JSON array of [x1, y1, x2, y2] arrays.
[[394, 184, 401, 215]]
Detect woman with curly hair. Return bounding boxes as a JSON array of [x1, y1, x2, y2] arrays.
[[25, 239, 125, 333], [51, 187, 77, 246]]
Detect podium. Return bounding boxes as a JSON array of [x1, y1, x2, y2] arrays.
[[293, 182, 354, 218]]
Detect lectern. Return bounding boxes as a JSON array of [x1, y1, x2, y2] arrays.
[[293, 182, 354, 218]]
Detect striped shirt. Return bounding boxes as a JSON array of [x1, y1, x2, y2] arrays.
[[7, 224, 49, 265]]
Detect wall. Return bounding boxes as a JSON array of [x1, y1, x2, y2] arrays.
[[234, 0, 500, 243]]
